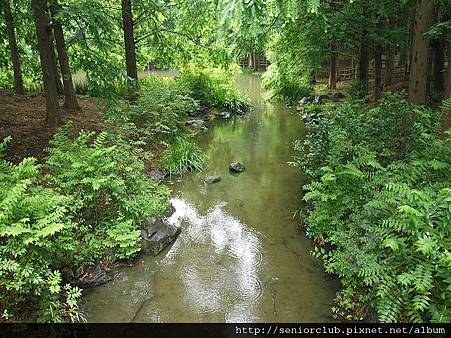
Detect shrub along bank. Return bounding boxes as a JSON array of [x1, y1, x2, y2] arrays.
[[295, 94, 450, 323], [0, 69, 250, 322]]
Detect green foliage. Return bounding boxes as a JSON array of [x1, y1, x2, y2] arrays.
[[179, 66, 251, 114], [44, 124, 170, 261], [0, 123, 171, 322], [0, 137, 82, 322], [263, 63, 311, 104], [299, 94, 451, 323], [160, 136, 206, 176]]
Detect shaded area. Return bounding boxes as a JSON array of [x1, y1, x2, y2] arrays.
[[0, 89, 104, 163]]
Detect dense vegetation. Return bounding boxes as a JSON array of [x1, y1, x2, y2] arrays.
[[294, 96, 450, 323], [1, 0, 450, 325]]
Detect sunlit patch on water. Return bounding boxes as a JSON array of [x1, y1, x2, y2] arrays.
[[165, 197, 264, 319]]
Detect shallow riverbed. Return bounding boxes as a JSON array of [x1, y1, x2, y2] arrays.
[[83, 74, 338, 322]]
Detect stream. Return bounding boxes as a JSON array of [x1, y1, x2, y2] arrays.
[[84, 74, 338, 322]]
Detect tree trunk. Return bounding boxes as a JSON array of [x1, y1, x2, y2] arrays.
[[385, 48, 394, 87], [328, 41, 338, 89], [252, 51, 257, 70], [374, 46, 383, 102], [399, 47, 407, 67], [430, 38, 445, 95], [446, 41, 451, 98], [2, 0, 24, 94], [359, 35, 370, 96], [121, 0, 138, 96], [32, 0, 61, 125], [50, 34, 64, 94], [408, 0, 434, 105], [50, 3, 80, 110], [248, 53, 253, 68]]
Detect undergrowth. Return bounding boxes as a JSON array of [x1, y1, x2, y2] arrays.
[[295, 93, 450, 323], [179, 66, 251, 114]]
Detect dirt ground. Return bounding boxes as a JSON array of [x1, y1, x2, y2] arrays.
[[0, 89, 105, 163]]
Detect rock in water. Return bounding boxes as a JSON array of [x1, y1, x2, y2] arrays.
[[186, 119, 207, 128], [204, 176, 221, 184], [75, 265, 112, 289], [140, 217, 181, 255], [218, 111, 231, 119], [148, 168, 167, 182], [229, 162, 246, 173]]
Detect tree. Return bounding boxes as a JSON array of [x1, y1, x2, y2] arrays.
[[373, 0, 383, 102], [50, 2, 80, 110], [32, 0, 61, 125], [328, 41, 338, 89], [447, 41, 451, 98], [121, 0, 138, 95], [408, 0, 434, 105], [2, 0, 24, 94]]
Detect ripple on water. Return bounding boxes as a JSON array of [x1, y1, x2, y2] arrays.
[[168, 197, 265, 317]]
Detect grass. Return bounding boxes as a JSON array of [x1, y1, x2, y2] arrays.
[[160, 137, 206, 176]]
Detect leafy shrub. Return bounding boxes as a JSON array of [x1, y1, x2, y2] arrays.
[[160, 136, 206, 176], [179, 66, 251, 114], [0, 137, 82, 322], [74, 76, 129, 99], [296, 94, 451, 323], [0, 124, 171, 322], [262, 63, 311, 104], [103, 76, 199, 156], [44, 125, 171, 262]]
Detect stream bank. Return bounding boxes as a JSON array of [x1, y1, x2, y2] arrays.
[[83, 74, 338, 322]]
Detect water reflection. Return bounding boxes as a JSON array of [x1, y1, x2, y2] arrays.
[[84, 75, 338, 323]]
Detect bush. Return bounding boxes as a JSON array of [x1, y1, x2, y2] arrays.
[[262, 63, 311, 105], [160, 136, 206, 176], [44, 125, 171, 262], [0, 124, 171, 322], [179, 66, 251, 114], [296, 94, 451, 322], [0, 137, 82, 322]]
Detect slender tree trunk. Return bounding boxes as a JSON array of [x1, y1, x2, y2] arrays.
[[121, 0, 138, 96], [50, 3, 80, 110], [2, 0, 24, 94], [32, 0, 61, 125], [430, 38, 445, 95], [446, 41, 451, 98], [408, 0, 434, 105], [252, 51, 257, 71], [374, 46, 383, 102], [50, 34, 64, 94], [248, 53, 253, 68], [328, 41, 338, 89], [359, 35, 370, 96], [399, 48, 407, 67], [385, 48, 394, 87]]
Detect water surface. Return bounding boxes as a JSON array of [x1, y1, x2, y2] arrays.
[[84, 74, 338, 322]]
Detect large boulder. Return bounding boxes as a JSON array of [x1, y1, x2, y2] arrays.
[[140, 217, 181, 255], [229, 162, 246, 173], [204, 176, 221, 184]]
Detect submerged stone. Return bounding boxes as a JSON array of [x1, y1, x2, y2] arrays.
[[229, 162, 246, 173], [204, 176, 221, 184], [140, 217, 181, 255], [186, 119, 207, 128], [218, 111, 231, 119]]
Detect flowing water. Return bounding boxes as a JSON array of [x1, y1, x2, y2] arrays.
[[84, 74, 338, 322]]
